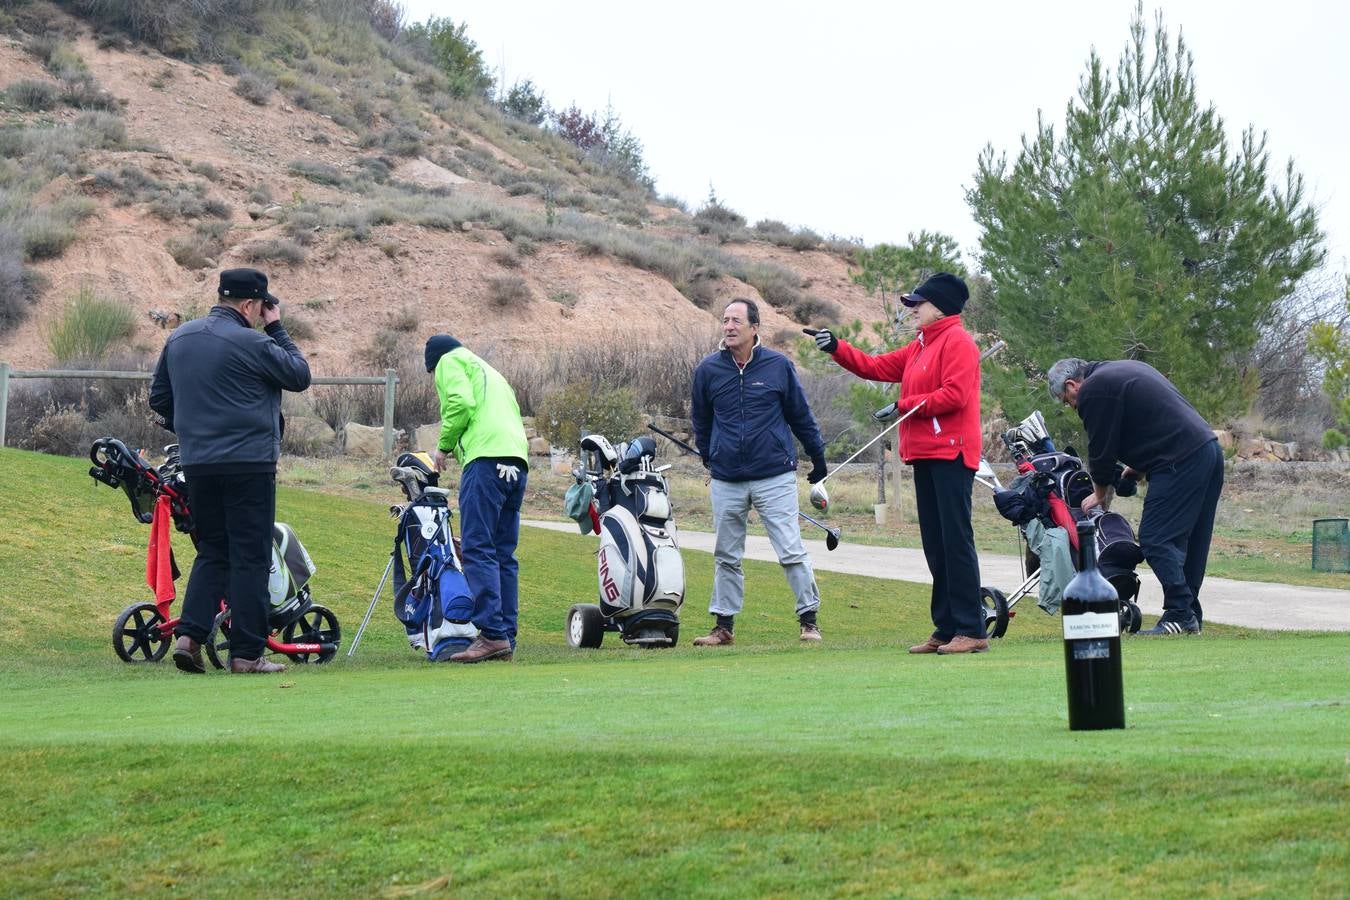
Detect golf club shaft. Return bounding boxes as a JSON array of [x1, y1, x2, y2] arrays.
[[647, 423, 701, 459], [347, 553, 395, 658], [798, 510, 836, 534], [817, 401, 927, 486]]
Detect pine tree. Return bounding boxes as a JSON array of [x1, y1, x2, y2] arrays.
[[968, 5, 1324, 426]]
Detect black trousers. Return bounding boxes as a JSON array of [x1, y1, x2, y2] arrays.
[[175, 472, 276, 659], [912, 458, 985, 639], [1138, 439, 1224, 625]]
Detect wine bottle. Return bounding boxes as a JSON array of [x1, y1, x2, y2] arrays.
[[1062, 519, 1124, 730]]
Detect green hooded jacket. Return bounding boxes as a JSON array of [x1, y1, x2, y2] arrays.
[[433, 347, 528, 465]]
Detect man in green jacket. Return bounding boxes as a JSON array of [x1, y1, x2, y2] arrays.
[[425, 335, 530, 663]]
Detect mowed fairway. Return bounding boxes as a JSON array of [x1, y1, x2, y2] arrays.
[[0, 448, 1345, 897]]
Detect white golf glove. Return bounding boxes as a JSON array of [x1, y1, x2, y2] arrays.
[[496, 463, 521, 483]]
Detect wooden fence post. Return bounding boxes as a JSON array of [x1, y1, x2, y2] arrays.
[[0, 361, 9, 449], [382, 368, 398, 457]]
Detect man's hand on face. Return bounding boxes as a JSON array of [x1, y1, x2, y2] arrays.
[[261, 301, 280, 327], [430, 449, 447, 473]]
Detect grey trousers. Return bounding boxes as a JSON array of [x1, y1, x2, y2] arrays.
[[709, 472, 821, 618]]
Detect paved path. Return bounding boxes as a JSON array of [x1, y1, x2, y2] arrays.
[[524, 520, 1349, 632]]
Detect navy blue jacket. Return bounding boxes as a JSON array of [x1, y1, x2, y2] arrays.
[[149, 305, 310, 472], [691, 342, 825, 482]]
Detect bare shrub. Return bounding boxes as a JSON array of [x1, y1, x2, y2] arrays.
[[16, 200, 94, 261], [790, 295, 841, 325], [487, 274, 531, 308], [358, 327, 402, 370], [233, 70, 274, 105], [493, 325, 715, 419], [243, 239, 306, 265], [388, 306, 419, 332], [491, 247, 520, 269], [288, 159, 343, 186], [282, 310, 315, 340], [5, 79, 58, 111], [743, 261, 804, 310], [165, 222, 228, 269], [59, 71, 119, 110], [187, 160, 220, 181], [72, 111, 127, 148], [0, 224, 32, 335], [28, 406, 92, 456]]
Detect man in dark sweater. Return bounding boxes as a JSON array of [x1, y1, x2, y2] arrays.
[[1047, 358, 1223, 635], [150, 268, 311, 672]]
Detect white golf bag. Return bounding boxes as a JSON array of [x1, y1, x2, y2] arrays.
[[566, 434, 683, 648]]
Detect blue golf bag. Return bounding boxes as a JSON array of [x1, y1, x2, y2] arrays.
[[391, 486, 477, 661]]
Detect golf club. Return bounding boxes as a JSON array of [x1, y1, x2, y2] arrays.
[[798, 510, 841, 550], [649, 424, 844, 551], [805, 339, 1007, 512]]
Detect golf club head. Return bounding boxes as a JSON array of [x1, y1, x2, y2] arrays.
[[810, 482, 829, 512], [826, 529, 840, 551]]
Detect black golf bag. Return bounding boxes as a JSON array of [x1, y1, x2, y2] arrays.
[[566, 434, 683, 648], [391, 487, 476, 661]]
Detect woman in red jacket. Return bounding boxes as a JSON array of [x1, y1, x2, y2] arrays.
[[810, 273, 988, 654]]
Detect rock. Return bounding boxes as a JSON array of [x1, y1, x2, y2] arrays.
[[1212, 429, 1234, 451], [412, 423, 441, 454], [1236, 437, 1267, 460], [284, 416, 335, 453], [528, 436, 551, 456], [343, 422, 387, 457], [461, 221, 473, 232]]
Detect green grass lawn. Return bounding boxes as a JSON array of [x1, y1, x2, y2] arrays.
[[1, 448, 1345, 897]]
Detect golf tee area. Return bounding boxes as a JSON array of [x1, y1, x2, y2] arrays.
[[0, 448, 1344, 897]]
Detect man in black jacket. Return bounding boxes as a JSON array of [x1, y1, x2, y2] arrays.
[[150, 268, 311, 672], [1048, 358, 1223, 635], [690, 298, 828, 645]]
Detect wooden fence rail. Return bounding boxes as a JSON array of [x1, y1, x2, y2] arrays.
[[0, 362, 400, 455]]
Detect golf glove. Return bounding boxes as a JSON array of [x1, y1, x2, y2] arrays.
[[802, 327, 838, 353], [496, 463, 521, 483], [872, 402, 899, 424], [807, 455, 828, 484]]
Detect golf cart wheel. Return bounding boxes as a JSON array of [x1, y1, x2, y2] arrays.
[[566, 604, 605, 649], [205, 610, 231, 670], [981, 587, 1010, 639], [112, 602, 170, 663], [281, 604, 341, 664], [1121, 600, 1143, 635]]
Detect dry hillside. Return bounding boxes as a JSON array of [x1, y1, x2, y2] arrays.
[[0, 10, 884, 375]]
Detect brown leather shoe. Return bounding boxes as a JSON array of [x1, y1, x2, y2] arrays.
[[799, 623, 822, 642], [448, 636, 512, 663], [693, 626, 734, 647], [908, 636, 946, 655], [936, 635, 990, 655], [229, 655, 287, 673], [172, 635, 205, 673]]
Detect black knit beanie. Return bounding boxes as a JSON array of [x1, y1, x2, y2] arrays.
[[424, 334, 462, 372]]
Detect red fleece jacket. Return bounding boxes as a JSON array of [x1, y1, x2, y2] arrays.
[[829, 315, 982, 469]]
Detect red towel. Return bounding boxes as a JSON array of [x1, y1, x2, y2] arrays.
[[588, 502, 601, 536], [1046, 492, 1080, 552], [146, 495, 177, 608]]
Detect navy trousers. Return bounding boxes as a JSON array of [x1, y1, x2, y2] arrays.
[[912, 457, 985, 640], [176, 472, 275, 659], [458, 458, 527, 643], [1138, 439, 1224, 625]]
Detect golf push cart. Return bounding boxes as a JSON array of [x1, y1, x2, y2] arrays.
[[89, 437, 340, 667], [564, 433, 684, 649]]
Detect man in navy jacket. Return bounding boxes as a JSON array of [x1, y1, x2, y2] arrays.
[[690, 298, 828, 645]]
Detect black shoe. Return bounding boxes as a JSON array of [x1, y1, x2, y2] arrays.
[[1139, 616, 1200, 636]]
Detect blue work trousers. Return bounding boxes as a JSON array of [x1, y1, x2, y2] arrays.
[[458, 458, 527, 643]]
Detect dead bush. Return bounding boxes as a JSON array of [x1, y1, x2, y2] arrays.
[[487, 274, 531, 308]]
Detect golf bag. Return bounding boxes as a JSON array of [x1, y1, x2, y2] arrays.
[[565, 434, 683, 648], [980, 412, 1144, 637], [390, 487, 477, 661]]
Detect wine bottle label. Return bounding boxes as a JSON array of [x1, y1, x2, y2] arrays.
[[1062, 611, 1120, 640]]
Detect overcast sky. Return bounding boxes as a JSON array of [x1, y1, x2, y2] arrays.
[[402, 1, 1350, 274]]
